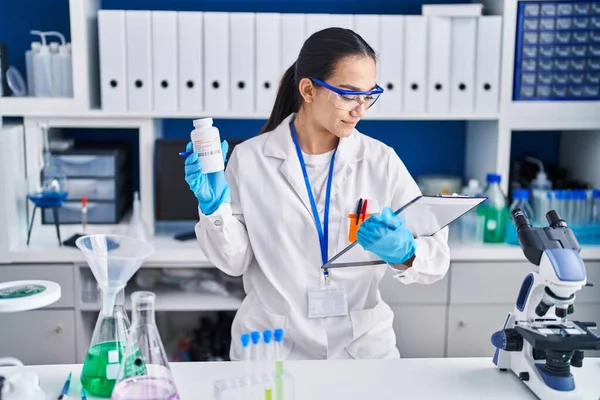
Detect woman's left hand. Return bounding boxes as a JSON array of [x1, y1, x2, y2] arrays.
[[356, 207, 417, 265]]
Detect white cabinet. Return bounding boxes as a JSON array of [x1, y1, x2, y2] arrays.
[[0, 264, 75, 308], [447, 305, 511, 357], [391, 305, 447, 358], [0, 310, 76, 364]]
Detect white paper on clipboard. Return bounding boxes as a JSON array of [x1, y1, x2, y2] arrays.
[[322, 195, 487, 269]]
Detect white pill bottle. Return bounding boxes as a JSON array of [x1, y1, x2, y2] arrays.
[[190, 117, 224, 173]]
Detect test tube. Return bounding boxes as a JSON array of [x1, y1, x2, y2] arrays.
[[250, 331, 261, 399], [263, 330, 273, 400], [273, 328, 284, 400], [593, 189, 600, 223], [241, 333, 251, 395]]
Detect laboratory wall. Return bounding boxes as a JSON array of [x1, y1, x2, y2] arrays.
[[0, 0, 559, 190]]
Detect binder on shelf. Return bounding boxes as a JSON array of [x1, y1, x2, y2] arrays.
[[379, 15, 404, 114], [306, 13, 331, 38], [98, 10, 127, 112], [450, 17, 477, 113], [125, 10, 153, 112], [230, 13, 255, 114], [256, 13, 281, 115], [203, 12, 230, 113], [353, 14, 381, 113], [280, 14, 306, 74], [403, 16, 428, 113], [427, 16, 452, 113], [329, 14, 354, 29], [178, 11, 204, 113], [475, 16, 502, 113], [322, 195, 486, 269], [151, 11, 178, 112]]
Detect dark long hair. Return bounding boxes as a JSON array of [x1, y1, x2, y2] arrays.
[[259, 27, 376, 134]]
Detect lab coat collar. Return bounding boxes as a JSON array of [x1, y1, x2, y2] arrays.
[[263, 113, 366, 215], [262, 113, 366, 164]]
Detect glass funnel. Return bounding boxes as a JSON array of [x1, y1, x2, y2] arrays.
[[75, 234, 155, 316], [81, 289, 130, 397], [112, 291, 179, 400]]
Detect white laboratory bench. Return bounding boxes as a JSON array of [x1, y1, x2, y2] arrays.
[[1, 358, 599, 400], [1, 222, 600, 364]]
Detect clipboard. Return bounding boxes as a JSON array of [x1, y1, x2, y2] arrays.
[[322, 194, 487, 269]]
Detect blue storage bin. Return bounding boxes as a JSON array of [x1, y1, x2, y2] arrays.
[[514, 1, 600, 101]]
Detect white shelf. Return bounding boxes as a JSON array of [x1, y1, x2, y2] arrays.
[[0, 101, 499, 121], [79, 286, 242, 312]]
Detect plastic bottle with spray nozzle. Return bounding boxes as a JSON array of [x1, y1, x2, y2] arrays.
[[25, 33, 42, 96], [45, 31, 72, 97], [525, 156, 552, 225], [30, 30, 53, 97]]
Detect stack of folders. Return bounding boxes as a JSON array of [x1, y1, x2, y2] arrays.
[[97, 10, 503, 115]]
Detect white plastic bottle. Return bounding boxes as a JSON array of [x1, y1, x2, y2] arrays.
[[31, 31, 53, 97], [190, 118, 224, 173], [25, 38, 42, 96], [46, 31, 72, 97]]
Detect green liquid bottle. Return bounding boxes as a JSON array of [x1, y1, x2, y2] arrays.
[[82, 289, 130, 398], [478, 173, 509, 243]]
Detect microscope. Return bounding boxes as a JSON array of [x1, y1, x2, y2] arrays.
[[491, 208, 600, 399]]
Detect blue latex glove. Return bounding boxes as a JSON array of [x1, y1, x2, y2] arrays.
[[356, 207, 417, 264], [184, 141, 231, 215]]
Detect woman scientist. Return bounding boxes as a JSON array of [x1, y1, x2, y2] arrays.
[[184, 28, 450, 360]]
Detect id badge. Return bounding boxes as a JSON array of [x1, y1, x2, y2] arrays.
[[307, 280, 349, 319]]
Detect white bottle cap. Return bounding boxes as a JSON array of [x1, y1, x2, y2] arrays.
[[193, 117, 214, 129], [468, 179, 479, 189], [58, 45, 69, 55], [31, 42, 41, 50], [49, 42, 59, 52]]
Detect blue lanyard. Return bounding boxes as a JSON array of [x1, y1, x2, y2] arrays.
[[290, 121, 337, 270]]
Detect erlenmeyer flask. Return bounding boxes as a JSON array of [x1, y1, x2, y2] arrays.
[[112, 291, 179, 400], [81, 289, 130, 397]]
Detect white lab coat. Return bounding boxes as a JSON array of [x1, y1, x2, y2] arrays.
[[195, 114, 450, 360]]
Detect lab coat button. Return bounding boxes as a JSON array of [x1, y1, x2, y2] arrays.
[[214, 219, 223, 226]]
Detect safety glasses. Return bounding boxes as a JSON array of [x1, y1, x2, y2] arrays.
[[311, 78, 384, 112]]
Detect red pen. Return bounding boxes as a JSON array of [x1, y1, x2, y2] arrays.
[[360, 199, 368, 222]]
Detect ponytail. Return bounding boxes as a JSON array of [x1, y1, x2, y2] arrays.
[[259, 62, 300, 134]]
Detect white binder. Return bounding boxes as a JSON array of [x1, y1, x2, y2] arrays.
[[230, 13, 255, 114], [203, 12, 230, 113], [256, 13, 281, 115], [427, 16, 452, 113], [475, 16, 502, 114], [98, 10, 127, 112], [306, 14, 331, 37], [450, 17, 477, 113], [403, 16, 427, 113], [125, 11, 153, 112], [151, 11, 178, 112], [178, 12, 204, 113], [353, 14, 381, 113], [379, 15, 404, 115], [329, 14, 354, 29], [280, 14, 306, 73]]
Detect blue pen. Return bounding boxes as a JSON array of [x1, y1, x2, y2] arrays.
[[57, 371, 72, 400], [179, 151, 192, 157], [81, 387, 87, 400]]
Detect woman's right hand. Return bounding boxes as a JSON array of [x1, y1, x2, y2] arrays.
[[184, 141, 231, 215]]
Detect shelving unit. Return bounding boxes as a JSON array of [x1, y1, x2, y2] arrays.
[[1, 0, 599, 364]]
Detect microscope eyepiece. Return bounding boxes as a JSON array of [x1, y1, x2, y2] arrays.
[[511, 208, 532, 232], [546, 210, 567, 228]]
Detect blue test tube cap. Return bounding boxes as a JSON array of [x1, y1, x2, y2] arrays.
[[241, 333, 250, 348], [263, 329, 273, 344], [250, 331, 261, 345], [593, 189, 600, 199], [274, 328, 284, 343]]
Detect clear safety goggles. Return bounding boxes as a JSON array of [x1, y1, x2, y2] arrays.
[[311, 78, 384, 112]]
